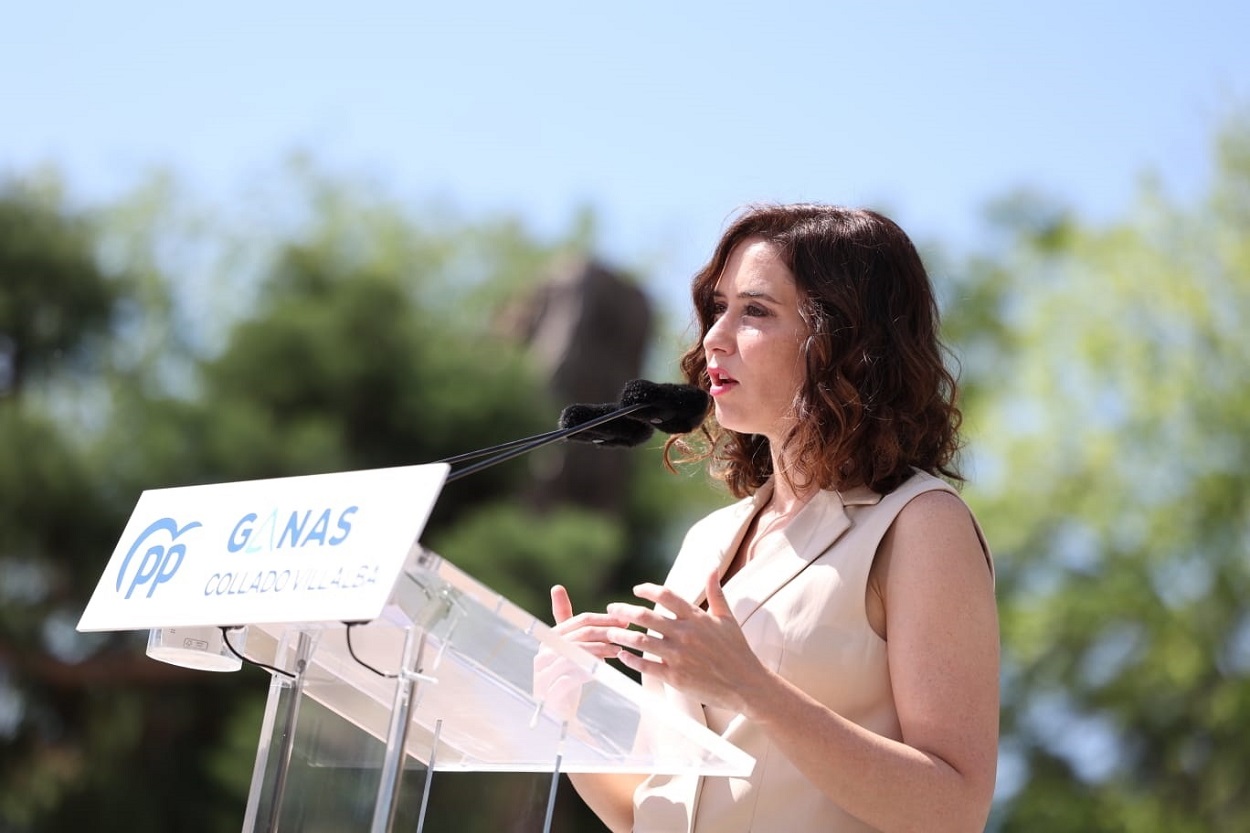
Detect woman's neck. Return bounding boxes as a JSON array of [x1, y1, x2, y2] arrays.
[[765, 453, 814, 518], [768, 440, 807, 500]]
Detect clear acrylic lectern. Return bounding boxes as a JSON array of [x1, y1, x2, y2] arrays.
[[235, 545, 752, 833], [75, 463, 753, 833]]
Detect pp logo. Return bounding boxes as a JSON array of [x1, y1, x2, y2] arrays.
[[116, 518, 203, 599]]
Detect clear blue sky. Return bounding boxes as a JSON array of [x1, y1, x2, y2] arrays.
[[3, 1, 1247, 310]]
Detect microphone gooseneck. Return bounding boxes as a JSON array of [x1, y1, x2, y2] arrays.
[[441, 379, 709, 484], [436, 404, 650, 466]]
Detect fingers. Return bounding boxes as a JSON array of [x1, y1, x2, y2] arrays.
[[557, 619, 627, 658], [619, 574, 730, 629], [550, 584, 574, 624], [614, 647, 656, 675], [631, 582, 700, 617], [556, 609, 628, 633], [605, 625, 650, 653], [607, 601, 673, 633], [704, 571, 731, 616], [548, 588, 629, 661]]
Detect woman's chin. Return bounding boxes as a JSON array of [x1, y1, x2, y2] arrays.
[[714, 412, 753, 436]]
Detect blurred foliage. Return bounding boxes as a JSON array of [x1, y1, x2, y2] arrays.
[[943, 110, 1250, 831], [0, 178, 123, 396], [430, 502, 624, 617]]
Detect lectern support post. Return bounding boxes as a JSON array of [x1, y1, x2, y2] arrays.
[[414, 719, 442, 833], [242, 630, 316, 833], [370, 626, 424, 833], [541, 722, 568, 833]]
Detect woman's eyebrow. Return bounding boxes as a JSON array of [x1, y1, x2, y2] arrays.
[[710, 289, 781, 303]]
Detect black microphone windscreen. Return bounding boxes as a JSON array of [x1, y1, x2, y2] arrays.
[[619, 380, 711, 434], [558, 403, 656, 448]]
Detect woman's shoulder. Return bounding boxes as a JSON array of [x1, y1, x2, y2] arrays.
[[887, 471, 980, 521], [891, 469, 961, 500], [837, 470, 964, 522], [884, 472, 993, 578]]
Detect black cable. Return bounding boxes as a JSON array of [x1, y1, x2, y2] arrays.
[[216, 623, 408, 680], [219, 627, 296, 679], [344, 622, 398, 679]]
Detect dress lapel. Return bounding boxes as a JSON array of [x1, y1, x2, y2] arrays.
[[643, 489, 771, 737], [723, 484, 881, 625], [667, 483, 774, 611]]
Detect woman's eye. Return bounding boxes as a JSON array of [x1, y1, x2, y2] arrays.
[[744, 304, 770, 317], [710, 302, 728, 318]]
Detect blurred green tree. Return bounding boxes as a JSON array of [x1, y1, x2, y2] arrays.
[[0, 179, 186, 831], [0, 178, 123, 396], [945, 112, 1250, 831]]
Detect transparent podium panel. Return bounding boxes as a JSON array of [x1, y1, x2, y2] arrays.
[[240, 547, 753, 832], [242, 683, 559, 833]]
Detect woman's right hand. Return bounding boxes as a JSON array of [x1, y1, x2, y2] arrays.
[[543, 591, 645, 833], [549, 584, 628, 659], [533, 585, 628, 718]]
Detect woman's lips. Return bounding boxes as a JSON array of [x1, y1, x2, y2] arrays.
[[708, 368, 738, 396]]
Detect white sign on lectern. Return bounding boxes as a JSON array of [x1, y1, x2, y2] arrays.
[[77, 464, 448, 631]]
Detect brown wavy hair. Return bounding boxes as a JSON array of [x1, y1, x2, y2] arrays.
[[666, 204, 964, 498]]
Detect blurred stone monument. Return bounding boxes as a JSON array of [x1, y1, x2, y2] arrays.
[[500, 256, 652, 513]]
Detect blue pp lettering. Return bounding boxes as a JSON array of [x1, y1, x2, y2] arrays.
[[117, 518, 201, 599]]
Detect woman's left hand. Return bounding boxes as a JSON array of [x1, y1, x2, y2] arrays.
[[606, 571, 772, 713]]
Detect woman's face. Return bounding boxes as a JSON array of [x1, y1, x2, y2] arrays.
[[702, 238, 808, 444]]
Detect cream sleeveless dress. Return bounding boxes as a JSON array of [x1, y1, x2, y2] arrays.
[[632, 471, 992, 833]]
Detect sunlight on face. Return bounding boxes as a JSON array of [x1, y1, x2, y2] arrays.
[[703, 239, 808, 443]]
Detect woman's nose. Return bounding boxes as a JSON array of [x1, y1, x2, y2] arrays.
[[703, 314, 732, 354]]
